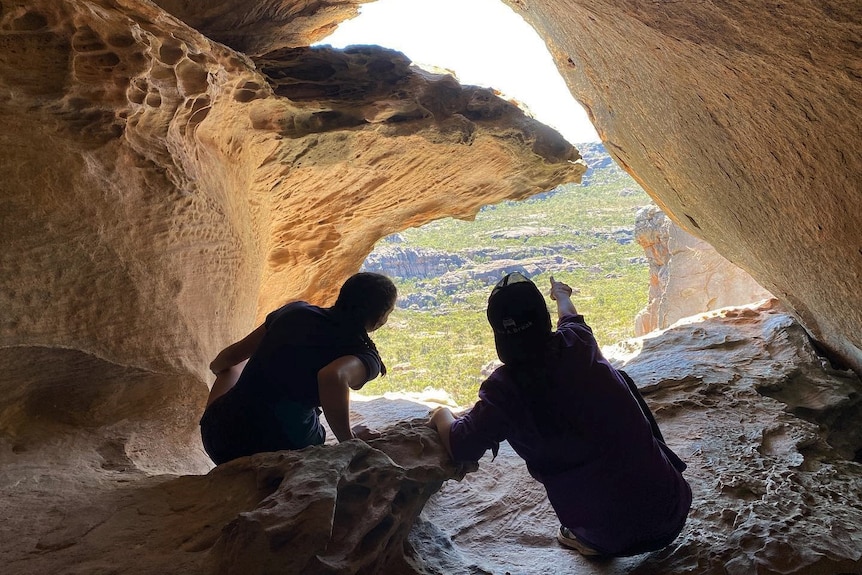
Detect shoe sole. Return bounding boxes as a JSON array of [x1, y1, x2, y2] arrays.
[[557, 530, 601, 556]]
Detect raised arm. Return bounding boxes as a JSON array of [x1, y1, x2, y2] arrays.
[[318, 355, 369, 442], [549, 275, 578, 318]]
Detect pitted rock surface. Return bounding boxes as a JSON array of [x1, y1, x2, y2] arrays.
[[3, 421, 474, 575], [0, 0, 584, 455], [3, 302, 860, 574]]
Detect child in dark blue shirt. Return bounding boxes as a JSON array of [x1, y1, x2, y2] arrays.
[[201, 273, 396, 465]]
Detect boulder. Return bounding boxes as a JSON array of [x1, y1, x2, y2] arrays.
[[634, 205, 774, 335]]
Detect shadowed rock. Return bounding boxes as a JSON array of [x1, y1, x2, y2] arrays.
[[419, 301, 862, 574], [2, 304, 861, 574], [0, 0, 584, 453], [155, 0, 862, 376], [1, 0, 861, 573], [8, 421, 475, 575]]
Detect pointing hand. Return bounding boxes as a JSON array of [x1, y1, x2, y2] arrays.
[[549, 275, 573, 301]]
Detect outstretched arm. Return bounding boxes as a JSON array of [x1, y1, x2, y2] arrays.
[[549, 275, 578, 318], [209, 324, 266, 375], [318, 355, 369, 442]]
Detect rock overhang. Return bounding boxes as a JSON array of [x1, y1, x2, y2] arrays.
[[160, 0, 862, 377], [2, 2, 862, 573], [0, 0, 585, 447]]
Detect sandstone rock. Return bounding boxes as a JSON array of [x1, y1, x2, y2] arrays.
[[419, 300, 862, 574], [149, 0, 862, 375], [0, 0, 584, 447], [634, 205, 774, 335], [2, 0, 862, 573], [512, 0, 862, 374], [2, 302, 861, 574], [153, 0, 367, 56], [3, 419, 474, 575]]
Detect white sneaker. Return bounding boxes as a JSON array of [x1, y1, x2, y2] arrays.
[[557, 526, 601, 556]]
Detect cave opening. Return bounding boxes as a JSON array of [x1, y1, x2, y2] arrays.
[[318, 0, 600, 144], [316, 0, 650, 407], [358, 159, 651, 406]]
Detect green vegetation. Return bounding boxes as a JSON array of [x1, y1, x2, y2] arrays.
[[361, 156, 653, 406]]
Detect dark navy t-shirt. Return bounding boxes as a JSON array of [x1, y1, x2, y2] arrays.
[[234, 301, 382, 408], [449, 314, 691, 556], [200, 302, 383, 458]]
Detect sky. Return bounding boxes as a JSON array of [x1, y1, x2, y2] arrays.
[[318, 0, 600, 143]]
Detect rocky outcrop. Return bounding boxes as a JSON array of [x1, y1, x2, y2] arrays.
[[634, 205, 774, 335], [362, 245, 586, 299], [362, 246, 467, 280], [425, 301, 862, 573], [2, 0, 862, 573], [144, 0, 862, 376], [151, 0, 365, 57], [3, 419, 474, 575]]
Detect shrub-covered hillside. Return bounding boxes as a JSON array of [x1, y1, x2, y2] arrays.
[[361, 142, 653, 405]]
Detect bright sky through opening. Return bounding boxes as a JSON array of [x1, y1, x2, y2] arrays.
[[319, 0, 600, 143]]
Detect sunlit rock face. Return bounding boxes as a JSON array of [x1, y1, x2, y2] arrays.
[[150, 0, 370, 56], [2, 0, 862, 573], [510, 0, 862, 374], [634, 204, 774, 335], [0, 0, 583, 453]]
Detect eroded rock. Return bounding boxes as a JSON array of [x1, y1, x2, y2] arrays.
[[634, 204, 774, 335], [155, 0, 862, 377], [0, 0, 584, 449], [514, 0, 862, 374], [4, 421, 474, 575], [420, 300, 862, 574], [1, 0, 861, 573], [2, 303, 861, 574]]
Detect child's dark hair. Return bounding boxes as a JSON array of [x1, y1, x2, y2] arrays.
[[334, 272, 397, 326], [333, 272, 397, 376]]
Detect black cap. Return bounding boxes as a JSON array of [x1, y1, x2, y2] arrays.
[[487, 272, 552, 364]]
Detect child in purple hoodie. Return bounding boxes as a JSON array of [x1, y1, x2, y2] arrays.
[[429, 273, 691, 557]]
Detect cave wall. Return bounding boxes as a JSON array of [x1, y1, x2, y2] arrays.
[[506, 0, 862, 373], [1, 2, 861, 571], [1, 0, 860, 446], [148, 0, 862, 372]]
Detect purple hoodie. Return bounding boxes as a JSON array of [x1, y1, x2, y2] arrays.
[[449, 314, 692, 556]]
